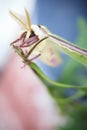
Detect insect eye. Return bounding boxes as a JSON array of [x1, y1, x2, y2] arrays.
[[37, 25, 41, 28], [29, 30, 36, 38]]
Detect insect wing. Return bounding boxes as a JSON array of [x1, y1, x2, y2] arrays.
[[32, 38, 62, 67], [37, 25, 87, 67]]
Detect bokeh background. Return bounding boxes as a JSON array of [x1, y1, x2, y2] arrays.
[[0, 0, 87, 130]]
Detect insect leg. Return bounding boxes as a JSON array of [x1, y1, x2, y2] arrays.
[[25, 36, 48, 59], [22, 36, 48, 65], [24, 53, 41, 64], [13, 45, 25, 58], [10, 31, 27, 45], [20, 35, 39, 47], [13, 36, 48, 65]]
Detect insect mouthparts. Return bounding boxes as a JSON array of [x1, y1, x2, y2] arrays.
[[29, 30, 36, 38]]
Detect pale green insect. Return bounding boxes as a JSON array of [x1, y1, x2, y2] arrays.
[[10, 9, 87, 67]]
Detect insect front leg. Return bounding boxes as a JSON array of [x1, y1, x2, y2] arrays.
[[10, 31, 27, 46], [25, 36, 48, 59], [20, 35, 39, 47], [23, 37, 48, 65]]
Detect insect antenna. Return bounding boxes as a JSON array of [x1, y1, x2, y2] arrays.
[[24, 8, 31, 32], [9, 10, 29, 31]]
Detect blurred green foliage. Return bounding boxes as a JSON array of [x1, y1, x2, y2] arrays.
[[59, 18, 87, 86], [60, 105, 87, 130], [58, 18, 87, 130]]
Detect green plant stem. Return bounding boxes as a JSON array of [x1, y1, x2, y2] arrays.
[[29, 62, 87, 90], [29, 62, 86, 103], [56, 90, 85, 103]]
